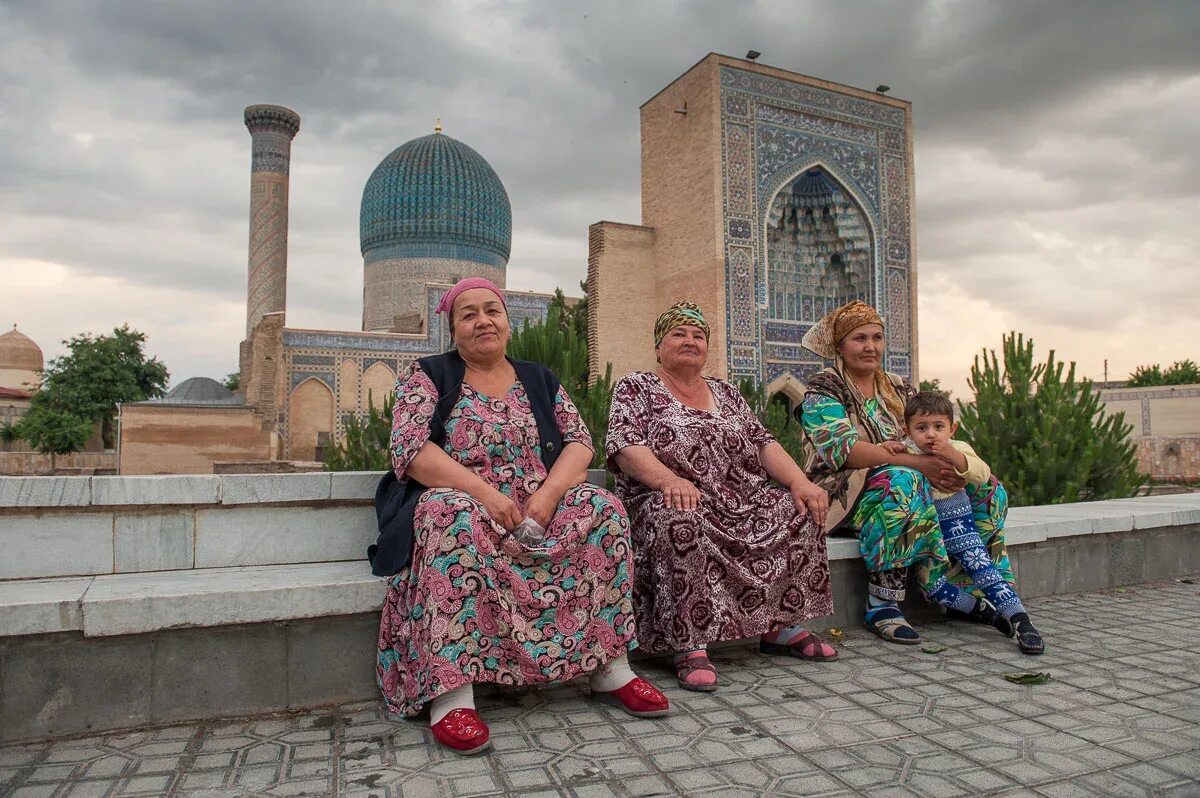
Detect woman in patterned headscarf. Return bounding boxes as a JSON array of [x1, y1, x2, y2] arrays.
[[606, 301, 837, 692], [798, 301, 1014, 645]]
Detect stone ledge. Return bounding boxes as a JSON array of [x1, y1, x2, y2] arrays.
[[0, 471, 380, 510], [80, 562, 382, 637], [92, 475, 220, 506], [0, 577, 92, 635], [0, 476, 91, 508]]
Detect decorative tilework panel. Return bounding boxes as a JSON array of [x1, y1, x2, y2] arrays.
[[755, 104, 878, 147], [883, 155, 910, 239], [757, 126, 880, 218], [763, 322, 812, 343], [721, 67, 906, 128], [290, 372, 335, 390], [724, 123, 753, 216], [881, 128, 906, 152], [727, 247, 756, 342], [885, 267, 910, 352]]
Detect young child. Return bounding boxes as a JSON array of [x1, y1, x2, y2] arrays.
[[898, 391, 1044, 655]]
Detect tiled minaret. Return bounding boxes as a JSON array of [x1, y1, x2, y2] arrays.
[[244, 105, 300, 336]]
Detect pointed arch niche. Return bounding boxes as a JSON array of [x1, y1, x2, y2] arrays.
[[765, 166, 874, 324], [288, 378, 335, 461]]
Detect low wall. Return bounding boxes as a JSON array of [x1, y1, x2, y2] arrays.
[[1137, 435, 1200, 483], [0, 451, 117, 476], [0, 472, 1198, 742]]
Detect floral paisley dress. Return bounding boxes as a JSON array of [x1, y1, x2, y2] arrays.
[[605, 372, 833, 655], [376, 364, 637, 717]]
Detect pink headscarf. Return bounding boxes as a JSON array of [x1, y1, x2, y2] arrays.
[[434, 277, 507, 317]]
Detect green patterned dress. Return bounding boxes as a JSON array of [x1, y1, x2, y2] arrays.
[[800, 385, 1012, 598]]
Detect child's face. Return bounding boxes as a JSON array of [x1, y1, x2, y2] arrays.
[[906, 412, 958, 453]]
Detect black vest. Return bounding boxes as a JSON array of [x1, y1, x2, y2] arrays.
[[367, 350, 565, 576]]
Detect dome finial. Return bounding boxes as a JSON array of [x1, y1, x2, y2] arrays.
[[434, 116, 442, 134]]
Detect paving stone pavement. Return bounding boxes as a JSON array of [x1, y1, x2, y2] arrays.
[[3, 577, 1200, 798]]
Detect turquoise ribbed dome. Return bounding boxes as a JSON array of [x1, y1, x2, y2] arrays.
[[359, 132, 512, 267]]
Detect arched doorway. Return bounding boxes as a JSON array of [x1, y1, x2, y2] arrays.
[[765, 167, 873, 324], [361, 362, 396, 413], [288, 378, 335, 462]]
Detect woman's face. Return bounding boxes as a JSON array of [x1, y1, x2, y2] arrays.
[[657, 324, 708, 370], [837, 323, 885, 375], [451, 288, 510, 360]]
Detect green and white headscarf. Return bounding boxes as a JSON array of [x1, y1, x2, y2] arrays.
[[653, 301, 710, 347]]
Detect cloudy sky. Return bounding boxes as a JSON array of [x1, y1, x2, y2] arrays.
[[2, 0, 1198, 394]]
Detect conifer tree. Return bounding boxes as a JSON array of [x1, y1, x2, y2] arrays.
[[957, 332, 1146, 506]]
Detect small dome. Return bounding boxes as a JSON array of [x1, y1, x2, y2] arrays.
[[0, 325, 43, 372], [359, 131, 512, 268], [150, 377, 242, 405]]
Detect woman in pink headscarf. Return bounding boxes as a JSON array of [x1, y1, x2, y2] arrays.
[[372, 278, 668, 756]]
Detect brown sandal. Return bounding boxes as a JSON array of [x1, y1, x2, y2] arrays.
[[675, 655, 719, 692]]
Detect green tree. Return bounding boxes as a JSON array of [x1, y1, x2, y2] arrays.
[[1128, 359, 1200, 387], [223, 372, 241, 392], [12, 404, 93, 467], [957, 332, 1146, 507], [31, 325, 169, 448], [738, 379, 810, 467], [918, 377, 951, 398], [508, 301, 612, 468], [324, 392, 394, 472], [326, 289, 612, 472]]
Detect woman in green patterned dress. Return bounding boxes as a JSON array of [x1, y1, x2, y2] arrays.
[[797, 301, 1013, 645]]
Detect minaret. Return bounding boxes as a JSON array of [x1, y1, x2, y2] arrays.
[[243, 105, 300, 336]]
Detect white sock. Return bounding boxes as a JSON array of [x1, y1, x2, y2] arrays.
[[589, 654, 638, 693], [429, 683, 475, 725]]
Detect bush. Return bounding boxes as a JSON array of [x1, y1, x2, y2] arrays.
[[324, 392, 393, 472], [738, 378, 810, 466], [1127, 359, 1200, 387], [507, 302, 612, 468], [957, 332, 1147, 507], [326, 295, 614, 471]]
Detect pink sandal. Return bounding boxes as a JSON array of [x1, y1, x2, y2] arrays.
[[760, 631, 838, 661], [674, 651, 719, 692]]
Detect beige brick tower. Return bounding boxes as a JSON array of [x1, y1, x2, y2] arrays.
[[244, 105, 300, 337]]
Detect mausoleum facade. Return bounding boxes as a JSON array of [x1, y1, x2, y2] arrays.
[[589, 53, 918, 401]]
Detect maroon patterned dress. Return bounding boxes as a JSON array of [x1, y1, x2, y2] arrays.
[[606, 372, 833, 655], [377, 365, 637, 717]]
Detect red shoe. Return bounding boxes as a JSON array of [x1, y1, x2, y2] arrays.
[[593, 677, 670, 718], [430, 708, 491, 755]]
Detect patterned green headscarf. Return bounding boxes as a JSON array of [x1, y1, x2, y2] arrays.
[[654, 301, 710, 347]]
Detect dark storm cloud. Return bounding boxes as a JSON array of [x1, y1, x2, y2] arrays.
[[1, 0, 1198, 385]]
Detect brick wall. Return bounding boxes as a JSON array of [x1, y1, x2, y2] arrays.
[[640, 56, 728, 377], [119, 406, 272, 475], [588, 221, 659, 382]]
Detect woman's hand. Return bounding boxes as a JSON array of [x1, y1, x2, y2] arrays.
[[879, 440, 908, 455], [478, 486, 523, 531], [659, 476, 701, 512], [789, 479, 829, 530], [523, 487, 558, 529], [915, 455, 966, 494]]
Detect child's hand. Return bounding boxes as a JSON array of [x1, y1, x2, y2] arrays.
[[927, 439, 955, 460], [879, 441, 908, 455]]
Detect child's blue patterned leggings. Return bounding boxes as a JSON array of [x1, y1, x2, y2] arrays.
[[927, 490, 1026, 618]]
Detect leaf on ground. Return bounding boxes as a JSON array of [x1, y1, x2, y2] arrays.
[[1003, 672, 1051, 685], [1114, 587, 1129, 593], [921, 645, 947, 654], [825, 627, 844, 640], [1178, 578, 1196, 584]]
